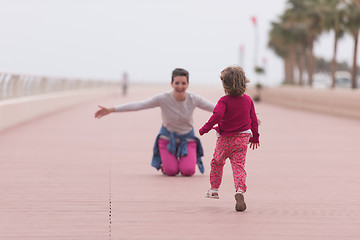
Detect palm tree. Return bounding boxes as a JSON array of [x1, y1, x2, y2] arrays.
[[268, 21, 292, 84], [320, 0, 347, 88], [269, 2, 321, 86], [278, 16, 300, 85], [269, 19, 303, 85], [283, 0, 323, 86], [303, 0, 323, 87], [344, 0, 360, 89], [269, 0, 359, 88], [282, 0, 310, 85], [295, 27, 308, 86]]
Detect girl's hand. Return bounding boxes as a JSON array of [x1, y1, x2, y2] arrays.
[[94, 105, 114, 119], [249, 142, 260, 150]]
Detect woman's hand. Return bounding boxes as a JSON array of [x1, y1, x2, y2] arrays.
[[94, 105, 114, 119], [249, 142, 260, 150]]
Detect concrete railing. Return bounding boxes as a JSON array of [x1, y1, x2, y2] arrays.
[[256, 86, 360, 120], [0, 72, 118, 101], [2, 71, 359, 132], [0, 72, 121, 132]]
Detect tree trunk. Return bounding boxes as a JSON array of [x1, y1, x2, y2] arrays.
[[298, 47, 305, 86], [352, 30, 359, 89], [331, 33, 338, 88], [307, 38, 314, 87], [284, 58, 290, 84], [289, 45, 296, 85]]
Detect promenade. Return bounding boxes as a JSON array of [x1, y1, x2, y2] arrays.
[[0, 85, 359, 240]]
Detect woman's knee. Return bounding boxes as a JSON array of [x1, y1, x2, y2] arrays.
[[163, 167, 179, 176], [180, 167, 195, 176], [162, 159, 179, 176]]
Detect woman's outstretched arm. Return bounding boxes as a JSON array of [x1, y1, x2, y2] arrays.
[[95, 93, 162, 119], [94, 105, 115, 119]]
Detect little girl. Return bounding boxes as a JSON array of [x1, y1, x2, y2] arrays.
[[199, 66, 260, 212]]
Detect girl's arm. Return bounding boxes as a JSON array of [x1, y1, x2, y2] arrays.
[[249, 100, 260, 143], [199, 98, 226, 135]]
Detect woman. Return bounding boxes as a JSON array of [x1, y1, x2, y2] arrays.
[[94, 68, 215, 176]]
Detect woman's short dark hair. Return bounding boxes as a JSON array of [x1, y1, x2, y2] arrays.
[[172, 68, 189, 83]]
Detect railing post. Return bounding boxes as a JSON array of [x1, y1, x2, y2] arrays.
[[9, 74, 21, 99], [0, 73, 6, 100]]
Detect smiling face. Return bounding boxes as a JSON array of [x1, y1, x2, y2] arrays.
[[171, 76, 189, 94]]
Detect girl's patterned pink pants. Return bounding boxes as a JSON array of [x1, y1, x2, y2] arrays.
[[210, 133, 250, 192]]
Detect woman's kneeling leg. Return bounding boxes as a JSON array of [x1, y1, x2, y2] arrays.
[[179, 141, 197, 176], [158, 139, 179, 176]]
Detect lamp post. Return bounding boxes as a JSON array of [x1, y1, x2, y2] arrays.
[[239, 44, 245, 67], [251, 16, 259, 72]]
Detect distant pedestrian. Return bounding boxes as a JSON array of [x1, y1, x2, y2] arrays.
[[122, 72, 128, 96], [95, 68, 215, 176], [199, 65, 260, 211]]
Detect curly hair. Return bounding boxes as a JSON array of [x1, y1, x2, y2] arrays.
[[220, 66, 249, 96]]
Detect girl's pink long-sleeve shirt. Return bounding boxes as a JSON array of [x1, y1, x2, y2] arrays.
[[199, 94, 259, 143]]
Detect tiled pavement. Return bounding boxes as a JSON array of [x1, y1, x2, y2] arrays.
[[1, 85, 359, 240]]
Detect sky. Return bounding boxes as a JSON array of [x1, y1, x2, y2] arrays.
[[0, 0, 358, 86]]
